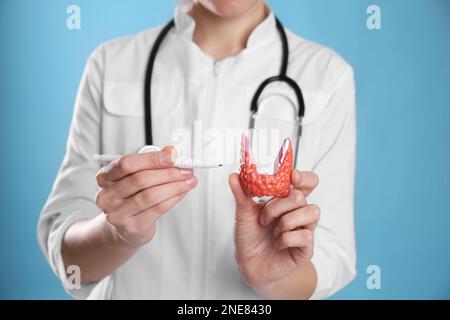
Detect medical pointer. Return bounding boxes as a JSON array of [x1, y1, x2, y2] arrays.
[[93, 145, 222, 169]]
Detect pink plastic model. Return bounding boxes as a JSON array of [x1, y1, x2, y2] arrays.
[[239, 134, 293, 198]]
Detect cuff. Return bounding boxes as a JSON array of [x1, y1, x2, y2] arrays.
[[309, 246, 333, 300], [47, 212, 113, 300]]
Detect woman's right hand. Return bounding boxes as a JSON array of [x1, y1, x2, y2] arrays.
[[95, 146, 197, 247]]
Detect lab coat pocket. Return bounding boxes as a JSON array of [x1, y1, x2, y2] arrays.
[[244, 85, 327, 171], [101, 80, 183, 154], [297, 90, 327, 171], [243, 85, 327, 124], [103, 79, 183, 117]]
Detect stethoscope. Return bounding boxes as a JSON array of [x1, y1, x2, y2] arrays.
[[144, 17, 305, 165]]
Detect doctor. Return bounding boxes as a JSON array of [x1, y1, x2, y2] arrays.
[[38, 0, 356, 299]]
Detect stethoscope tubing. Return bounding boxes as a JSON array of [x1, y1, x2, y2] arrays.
[[144, 17, 305, 167]]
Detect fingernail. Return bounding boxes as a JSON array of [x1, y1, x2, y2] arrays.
[[185, 177, 196, 185], [179, 169, 192, 176], [160, 149, 176, 165]]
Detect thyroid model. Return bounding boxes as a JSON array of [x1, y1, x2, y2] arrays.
[[239, 134, 293, 198]]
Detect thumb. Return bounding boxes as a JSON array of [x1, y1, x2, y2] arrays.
[[291, 169, 319, 197], [228, 173, 254, 209]]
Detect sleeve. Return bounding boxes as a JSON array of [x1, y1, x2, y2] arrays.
[[36, 45, 114, 300], [307, 66, 357, 299]]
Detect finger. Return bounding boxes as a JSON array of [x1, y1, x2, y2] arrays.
[[112, 167, 193, 198], [276, 229, 313, 250], [129, 192, 188, 228], [112, 176, 198, 218], [273, 204, 321, 238], [291, 170, 319, 197], [259, 189, 306, 226], [228, 173, 254, 209], [95, 188, 125, 214], [99, 146, 177, 182]]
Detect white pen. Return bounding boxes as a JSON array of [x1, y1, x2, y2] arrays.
[[93, 154, 223, 169]]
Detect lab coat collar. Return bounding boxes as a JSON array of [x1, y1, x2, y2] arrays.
[[174, 0, 278, 49]]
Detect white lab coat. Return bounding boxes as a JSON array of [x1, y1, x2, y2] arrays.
[[38, 2, 356, 300]]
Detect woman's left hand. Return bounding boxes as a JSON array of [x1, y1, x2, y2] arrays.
[[228, 170, 320, 295]]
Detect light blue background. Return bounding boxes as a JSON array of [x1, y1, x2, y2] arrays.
[[1, 0, 449, 299]]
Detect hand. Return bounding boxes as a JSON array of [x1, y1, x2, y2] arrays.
[[228, 170, 320, 295], [95, 146, 198, 247]]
